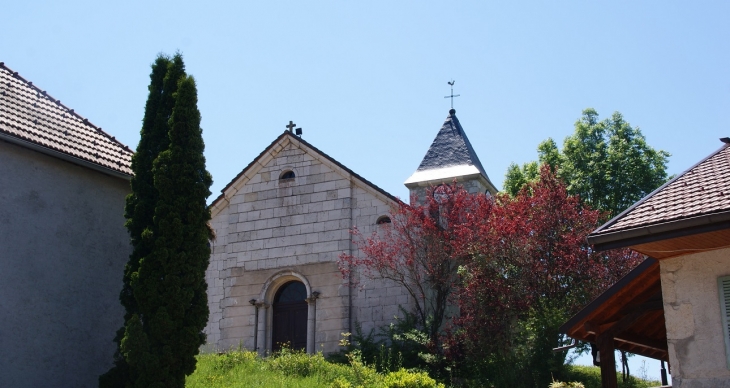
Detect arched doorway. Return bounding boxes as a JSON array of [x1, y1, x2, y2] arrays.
[[272, 280, 308, 352]]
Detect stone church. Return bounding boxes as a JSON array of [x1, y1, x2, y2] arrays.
[[204, 108, 497, 354]]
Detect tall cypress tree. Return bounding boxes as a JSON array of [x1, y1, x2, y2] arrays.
[[144, 74, 212, 386], [101, 54, 210, 388], [121, 54, 185, 332]]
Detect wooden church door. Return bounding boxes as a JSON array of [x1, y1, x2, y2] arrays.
[[272, 281, 308, 352]]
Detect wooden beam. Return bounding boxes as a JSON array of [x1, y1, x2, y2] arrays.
[[614, 333, 668, 353], [619, 293, 663, 315]]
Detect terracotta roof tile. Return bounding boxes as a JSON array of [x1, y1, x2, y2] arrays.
[[593, 143, 730, 236], [0, 63, 133, 176]]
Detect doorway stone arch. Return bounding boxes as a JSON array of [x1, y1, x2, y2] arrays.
[[256, 270, 318, 354]]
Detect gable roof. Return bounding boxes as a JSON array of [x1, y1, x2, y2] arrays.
[[0, 63, 133, 178], [210, 131, 401, 214], [404, 109, 497, 193], [588, 140, 730, 251], [559, 258, 668, 361]]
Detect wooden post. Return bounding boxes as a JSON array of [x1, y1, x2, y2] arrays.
[[585, 308, 649, 388], [597, 333, 618, 388]]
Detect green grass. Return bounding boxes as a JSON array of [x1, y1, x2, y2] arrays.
[[562, 365, 662, 388], [186, 350, 661, 388], [186, 349, 444, 388]]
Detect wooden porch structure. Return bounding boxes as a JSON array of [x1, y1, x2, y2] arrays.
[[560, 258, 668, 388]]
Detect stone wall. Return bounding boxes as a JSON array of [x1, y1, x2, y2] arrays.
[[407, 176, 489, 205], [0, 140, 130, 387], [206, 138, 410, 354], [660, 247, 730, 387]]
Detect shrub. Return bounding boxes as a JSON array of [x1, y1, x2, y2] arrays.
[[329, 376, 353, 388], [213, 350, 257, 371], [267, 348, 348, 380], [383, 369, 445, 388], [549, 381, 585, 388]]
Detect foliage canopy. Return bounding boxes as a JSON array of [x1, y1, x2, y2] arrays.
[[504, 108, 670, 220]]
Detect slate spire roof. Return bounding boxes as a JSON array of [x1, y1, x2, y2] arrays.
[[0, 62, 133, 178], [404, 109, 497, 192]]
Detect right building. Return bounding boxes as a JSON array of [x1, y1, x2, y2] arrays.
[[561, 138, 730, 388]]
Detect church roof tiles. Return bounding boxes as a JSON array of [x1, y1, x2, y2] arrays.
[[0, 63, 133, 178]]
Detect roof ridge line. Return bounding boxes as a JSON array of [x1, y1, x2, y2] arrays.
[[0, 62, 134, 153]]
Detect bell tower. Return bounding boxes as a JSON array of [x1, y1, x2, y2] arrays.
[[404, 109, 498, 205]]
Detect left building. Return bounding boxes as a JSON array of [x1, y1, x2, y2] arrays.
[[0, 63, 133, 387]]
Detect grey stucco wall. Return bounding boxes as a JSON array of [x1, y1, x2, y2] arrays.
[[660, 247, 730, 388], [0, 140, 131, 388]]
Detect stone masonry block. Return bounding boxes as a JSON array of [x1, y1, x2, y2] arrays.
[[291, 214, 305, 225], [244, 192, 257, 202], [277, 257, 296, 267], [282, 196, 297, 206], [272, 227, 286, 238], [306, 173, 325, 185], [311, 191, 326, 202], [337, 188, 350, 199], [322, 200, 335, 211], [266, 218, 281, 229], [304, 213, 317, 225], [293, 184, 314, 195], [386, 287, 404, 297]]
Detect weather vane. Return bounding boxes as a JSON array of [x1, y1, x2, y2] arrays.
[[444, 80, 460, 109]]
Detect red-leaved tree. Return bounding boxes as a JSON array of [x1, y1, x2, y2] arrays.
[[340, 167, 641, 385], [453, 166, 642, 385], [339, 183, 490, 354]]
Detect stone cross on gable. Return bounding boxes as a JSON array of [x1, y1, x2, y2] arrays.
[[286, 121, 296, 133]]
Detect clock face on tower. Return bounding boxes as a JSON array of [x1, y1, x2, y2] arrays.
[[432, 184, 452, 204]]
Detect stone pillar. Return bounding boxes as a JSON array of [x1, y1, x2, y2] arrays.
[[306, 292, 320, 354], [255, 302, 269, 356]]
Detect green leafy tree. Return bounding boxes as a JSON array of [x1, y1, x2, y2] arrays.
[[101, 54, 212, 388], [504, 108, 670, 219], [504, 109, 669, 383]]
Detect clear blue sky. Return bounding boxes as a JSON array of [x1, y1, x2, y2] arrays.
[[4, 1, 728, 381]]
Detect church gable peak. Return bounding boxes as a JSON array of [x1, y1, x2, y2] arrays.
[[211, 131, 400, 217]]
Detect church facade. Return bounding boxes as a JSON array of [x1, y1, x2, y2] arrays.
[[204, 108, 496, 354]]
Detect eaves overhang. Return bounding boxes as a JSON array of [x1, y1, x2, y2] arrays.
[[587, 210, 730, 252], [1, 132, 132, 181], [559, 258, 658, 335]]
